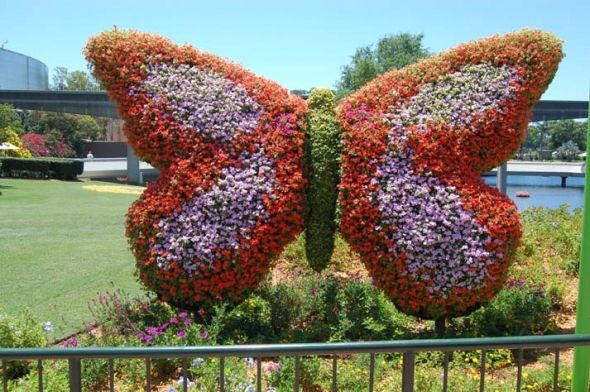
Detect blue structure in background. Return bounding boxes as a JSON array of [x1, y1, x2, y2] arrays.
[[0, 48, 49, 91]]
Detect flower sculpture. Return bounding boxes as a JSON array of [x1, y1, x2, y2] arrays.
[[85, 30, 306, 308], [85, 29, 562, 318], [338, 30, 562, 318]]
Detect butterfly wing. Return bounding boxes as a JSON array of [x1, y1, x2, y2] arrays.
[[337, 30, 563, 318], [85, 30, 306, 307]]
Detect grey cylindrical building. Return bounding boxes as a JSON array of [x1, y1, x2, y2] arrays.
[[0, 48, 49, 90]]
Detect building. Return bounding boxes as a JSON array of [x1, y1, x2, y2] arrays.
[[0, 48, 49, 90]]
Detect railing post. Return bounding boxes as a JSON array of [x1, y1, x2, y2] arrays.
[[402, 351, 415, 392], [68, 358, 81, 392]]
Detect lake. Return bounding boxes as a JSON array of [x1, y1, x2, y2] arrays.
[[483, 175, 585, 211]]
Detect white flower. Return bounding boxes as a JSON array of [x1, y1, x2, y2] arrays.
[[177, 376, 194, 387], [43, 321, 54, 333], [244, 384, 255, 392], [192, 357, 204, 368]]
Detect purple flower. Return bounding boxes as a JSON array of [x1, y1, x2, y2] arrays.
[[151, 150, 276, 276], [199, 329, 208, 340], [177, 330, 186, 338], [137, 62, 263, 142], [63, 337, 78, 348], [264, 363, 281, 373], [370, 149, 496, 297], [244, 357, 255, 368]]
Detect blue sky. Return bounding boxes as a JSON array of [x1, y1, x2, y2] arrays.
[[2, 0, 589, 100]]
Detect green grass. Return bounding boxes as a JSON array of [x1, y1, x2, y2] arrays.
[[0, 179, 144, 339]]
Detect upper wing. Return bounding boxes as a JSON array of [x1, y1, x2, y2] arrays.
[[337, 30, 563, 318], [85, 30, 307, 307]]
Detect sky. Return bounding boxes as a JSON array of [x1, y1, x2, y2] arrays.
[[1, 0, 589, 100]]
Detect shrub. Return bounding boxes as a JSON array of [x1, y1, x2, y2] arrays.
[[258, 283, 304, 341], [469, 284, 553, 337], [304, 88, 342, 272], [0, 157, 83, 180], [330, 281, 411, 341], [0, 310, 48, 379], [220, 295, 273, 343], [20, 132, 74, 158]]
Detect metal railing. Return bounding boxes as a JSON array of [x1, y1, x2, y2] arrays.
[[2, 334, 590, 392]]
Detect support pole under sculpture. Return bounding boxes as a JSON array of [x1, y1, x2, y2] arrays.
[[127, 145, 141, 185], [572, 100, 590, 391], [497, 163, 508, 194]]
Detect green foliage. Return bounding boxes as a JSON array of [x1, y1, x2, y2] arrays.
[[0, 309, 48, 379], [268, 356, 322, 391], [32, 112, 101, 155], [0, 126, 31, 158], [187, 357, 249, 391], [469, 284, 553, 336], [52, 66, 101, 91], [523, 120, 587, 159], [221, 295, 273, 342], [548, 119, 587, 151], [336, 33, 429, 98], [519, 206, 582, 279], [0, 157, 84, 179], [258, 283, 303, 341], [330, 281, 411, 341], [304, 88, 342, 271], [554, 140, 581, 161], [0, 104, 23, 133]]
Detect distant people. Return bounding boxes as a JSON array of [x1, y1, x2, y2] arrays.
[[86, 151, 94, 159]]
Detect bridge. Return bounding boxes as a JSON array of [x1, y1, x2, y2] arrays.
[[0, 90, 588, 187]]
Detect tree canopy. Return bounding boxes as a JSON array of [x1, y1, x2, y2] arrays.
[[335, 33, 429, 99], [51, 66, 102, 91]]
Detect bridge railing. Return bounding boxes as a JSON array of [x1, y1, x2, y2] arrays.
[[2, 334, 590, 392]]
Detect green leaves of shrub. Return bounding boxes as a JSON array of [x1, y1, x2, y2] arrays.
[[469, 284, 553, 336], [304, 88, 342, 272], [0, 309, 47, 379]]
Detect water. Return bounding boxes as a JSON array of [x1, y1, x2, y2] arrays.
[[483, 175, 585, 211]]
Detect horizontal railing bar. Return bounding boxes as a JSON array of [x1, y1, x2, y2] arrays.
[[1, 334, 589, 360]]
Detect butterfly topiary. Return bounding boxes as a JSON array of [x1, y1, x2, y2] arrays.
[[84, 29, 562, 320]]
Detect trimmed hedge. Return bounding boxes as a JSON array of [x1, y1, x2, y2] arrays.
[[304, 88, 342, 271], [0, 157, 84, 180]]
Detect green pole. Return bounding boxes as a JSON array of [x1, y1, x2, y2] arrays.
[[572, 100, 590, 392]]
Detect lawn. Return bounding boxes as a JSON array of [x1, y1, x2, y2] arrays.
[[0, 178, 144, 339]]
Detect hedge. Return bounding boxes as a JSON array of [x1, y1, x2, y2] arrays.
[[0, 157, 84, 180]]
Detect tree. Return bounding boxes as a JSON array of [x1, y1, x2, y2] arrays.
[[336, 33, 429, 98], [0, 104, 23, 134], [0, 126, 31, 158], [31, 113, 100, 156], [547, 119, 587, 151], [51, 66, 101, 91], [554, 140, 581, 161]]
